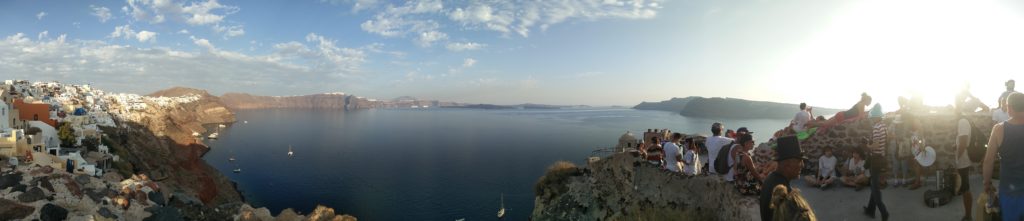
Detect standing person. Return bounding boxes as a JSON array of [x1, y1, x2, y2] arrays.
[[863, 104, 889, 221], [663, 133, 684, 173], [733, 133, 762, 195], [983, 92, 1024, 221], [706, 122, 734, 175], [994, 96, 1011, 123], [954, 111, 974, 221], [998, 79, 1017, 107], [793, 103, 813, 133], [760, 135, 807, 221], [682, 137, 701, 176]]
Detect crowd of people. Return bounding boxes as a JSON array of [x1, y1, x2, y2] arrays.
[[631, 79, 1023, 221]]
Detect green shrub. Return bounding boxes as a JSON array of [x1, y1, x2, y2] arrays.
[[534, 161, 581, 198]]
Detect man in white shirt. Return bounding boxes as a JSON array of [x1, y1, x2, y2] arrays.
[[955, 115, 974, 221], [793, 103, 812, 132], [663, 133, 684, 172], [706, 122, 734, 175]]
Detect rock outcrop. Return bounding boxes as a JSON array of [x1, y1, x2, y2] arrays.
[[220, 92, 377, 110], [531, 153, 759, 221]]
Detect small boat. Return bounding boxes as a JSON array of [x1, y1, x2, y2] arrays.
[[497, 193, 506, 218], [288, 145, 294, 157], [229, 156, 236, 162], [232, 168, 241, 173], [192, 132, 200, 137], [219, 124, 227, 128], [208, 133, 219, 139], [244, 120, 248, 124]]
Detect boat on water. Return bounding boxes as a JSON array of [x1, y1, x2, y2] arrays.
[[192, 131, 200, 137], [232, 168, 241, 173], [208, 132, 219, 139], [244, 120, 248, 124], [229, 156, 235, 162], [497, 193, 506, 219], [219, 124, 227, 128], [288, 145, 294, 157]]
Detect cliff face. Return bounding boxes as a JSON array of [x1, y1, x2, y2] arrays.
[[220, 92, 375, 110], [531, 153, 759, 221]]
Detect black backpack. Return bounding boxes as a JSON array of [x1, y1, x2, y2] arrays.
[[966, 119, 989, 163], [714, 141, 735, 174]]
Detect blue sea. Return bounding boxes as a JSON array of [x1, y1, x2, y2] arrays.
[[202, 108, 788, 220]]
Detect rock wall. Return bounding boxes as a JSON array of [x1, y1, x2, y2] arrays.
[[531, 153, 758, 221], [220, 93, 372, 110]]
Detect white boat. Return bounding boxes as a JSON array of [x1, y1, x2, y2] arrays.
[[218, 124, 226, 128], [208, 133, 219, 139], [244, 121, 248, 124], [229, 156, 235, 162], [288, 145, 294, 157], [497, 193, 506, 218], [232, 168, 241, 173], [192, 132, 200, 137]]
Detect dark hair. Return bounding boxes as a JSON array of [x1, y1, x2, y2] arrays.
[[650, 136, 660, 143], [671, 132, 683, 140], [799, 103, 807, 110], [711, 123, 722, 136], [816, 116, 826, 121], [737, 133, 753, 145], [1010, 92, 1024, 113]]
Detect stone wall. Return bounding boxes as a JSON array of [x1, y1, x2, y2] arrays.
[[532, 153, 758, 221]]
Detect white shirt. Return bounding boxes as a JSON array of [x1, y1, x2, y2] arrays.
[[793, 110, 812, 132], [663, 142, 682, 172], [705, 135, 734, 175], [819, 155, 837, 178], [683, 148, 700, 175], [994, 109, 1010, 123], [848, 158, 865, 176], [955, 118, 972, 169]]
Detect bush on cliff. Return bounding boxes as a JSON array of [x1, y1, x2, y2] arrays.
[[534, 161, 581, 200]]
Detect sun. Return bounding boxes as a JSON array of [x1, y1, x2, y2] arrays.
[[772, 0, 1024, 110]]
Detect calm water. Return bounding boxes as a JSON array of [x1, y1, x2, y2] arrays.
[[202, 108, 787, 220]]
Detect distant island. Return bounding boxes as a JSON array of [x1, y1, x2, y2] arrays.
[[634, 96, 843, 119]]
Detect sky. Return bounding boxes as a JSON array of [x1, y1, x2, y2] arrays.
[[1, 0, 1023, 109]]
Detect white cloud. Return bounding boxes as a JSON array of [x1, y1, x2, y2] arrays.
[[124, 0, 239, 27], [136, 31, 158, 43], [37, 31, 48, 40], [415, 31, 448, 47], [360, 0, 663, 41], [108, 25, 157, 43], [212, 24, 245, 38], [360, 0, 445, 46], [445, 42, 486, 51], [36, 12, 47, 20], [462, 58, 476, 67], [0, 33, 367, 94], [178, 29, 190, 34], [91, 5, 113, 23]]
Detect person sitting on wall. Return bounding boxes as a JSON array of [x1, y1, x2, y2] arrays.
[[809, 93, 872, 130], [644, 136, 664, 167]]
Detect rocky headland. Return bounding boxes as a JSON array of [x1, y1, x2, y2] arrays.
[[635, 96, 842, 119], [531, 153, 759, 221], [1, 83, 357, 220]]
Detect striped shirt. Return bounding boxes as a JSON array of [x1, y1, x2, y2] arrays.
[[871, 122, 887, 156]]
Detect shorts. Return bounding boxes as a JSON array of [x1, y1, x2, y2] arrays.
[[958, 167, 970, 194]]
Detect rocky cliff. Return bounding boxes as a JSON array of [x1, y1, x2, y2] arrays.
[[220, 92, 376, 110], [531, 153, 759, 221]]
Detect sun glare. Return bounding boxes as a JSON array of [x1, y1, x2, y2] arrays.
[[773, 0, 1024, 110]]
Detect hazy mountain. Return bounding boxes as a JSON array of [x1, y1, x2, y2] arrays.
[[634, 96, 843, 119]]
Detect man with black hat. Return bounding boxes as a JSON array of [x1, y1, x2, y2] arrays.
[[760, 135, 806, 221]]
